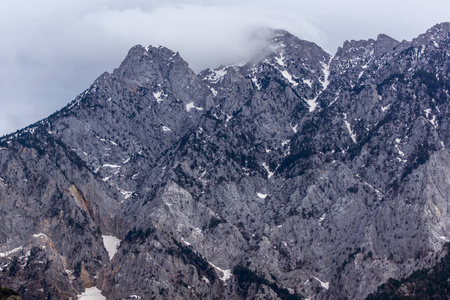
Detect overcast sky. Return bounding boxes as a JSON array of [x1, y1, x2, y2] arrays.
[[0, 0, 448, 136]]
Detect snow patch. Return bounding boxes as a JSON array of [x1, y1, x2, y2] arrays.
[[381, 104, 391, 112], [33, 233, 48, 239], [313, 276, 329, 290], [209, 262, 232, 282], [358, 70, 365, 79], [306, 97, 319, 112], [102, 235, 121, 260], [343, 113, 356, 143], [193, 227, 203, 236], [344, 121, 356, 143], [102, 164, 121, 169], [395, 145, 405, 157], [262, 162, 274, 179], [328, 94, 340, 107], [257, 193, 268, 199], [251, 77, 261, 90], [99, 138, 116, 146], [0, 246, 23, 258], [202, 276, 210, 284], [280, 70, 298, 87], [65, 269, 74, 275], [275, 53, 285, 67], [153, 91, 165, 103], [429, 115, 437, 127], [290, 123, 298, 133], [181, 237, 191, 246], [210, 87, 218, 97], [319, 213, 327, 222], [320, 58, 332, 90], [186, 102, 204, 112], [78, 287, 106, 300], [205, 67, 227, 84], [303, 79, 312, 88], [363, 181, 384, 198], [119, 189, 133, 199]]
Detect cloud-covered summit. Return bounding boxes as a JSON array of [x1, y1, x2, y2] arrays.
[[0, 0, 448, 136]]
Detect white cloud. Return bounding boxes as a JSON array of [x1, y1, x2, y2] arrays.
[[0, 0, 448, 136]]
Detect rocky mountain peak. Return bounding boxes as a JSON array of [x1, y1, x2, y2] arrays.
[[1, 23, 450, 300], [411, 22, 450, 48], [265, 28, 330, 64], [268, 28, 293, 44], [329, 33, 399, 90], [335, 32, 398, 62], [374, 33, 399, 56], [425, 22, 450, 40], [110, 44, 192, 90]]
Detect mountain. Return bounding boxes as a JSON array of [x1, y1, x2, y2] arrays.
[[0, 22, 449, 299], [366, 242, 450, 299]]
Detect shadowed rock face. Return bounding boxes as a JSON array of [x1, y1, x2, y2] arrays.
[[0, 22, 449, 300]]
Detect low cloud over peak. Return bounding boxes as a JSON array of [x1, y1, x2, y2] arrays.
[[0, 0, 448, 136]]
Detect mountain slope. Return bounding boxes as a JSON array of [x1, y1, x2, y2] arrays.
[[0, 22, 449, 299], [366, 242, 450, 299]]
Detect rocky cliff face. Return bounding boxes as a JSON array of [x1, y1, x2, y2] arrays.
[[0, 22, 449, 300]]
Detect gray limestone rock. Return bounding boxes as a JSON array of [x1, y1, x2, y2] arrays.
[[0, 22, 449, 299]]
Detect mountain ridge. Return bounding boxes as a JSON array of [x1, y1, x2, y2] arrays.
[[0, 22, 449, 299]]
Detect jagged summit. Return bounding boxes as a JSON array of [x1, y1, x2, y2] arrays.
[[268, 28, 328, 54], [374, 33, 399, 55], [412, 21, 450, 47], [106, 44, 198, 95], [1, 23, 450, 300], [199, 28, 331, 117], [335, 32, 399, 61], [248, 28, 330, 68], [425, 21, 450, 38]]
